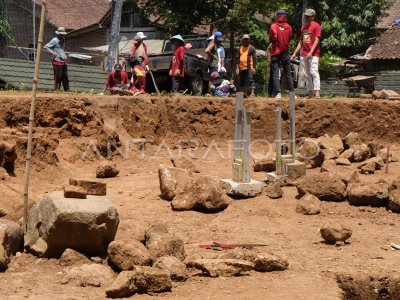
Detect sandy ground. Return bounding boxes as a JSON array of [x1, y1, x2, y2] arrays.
[[0, 93, 399, 299]]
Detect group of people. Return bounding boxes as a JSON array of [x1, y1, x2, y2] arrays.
[[44, 8, 321, 98]]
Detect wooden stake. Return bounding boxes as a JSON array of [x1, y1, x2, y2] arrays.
[[22, 0, 47, 233]]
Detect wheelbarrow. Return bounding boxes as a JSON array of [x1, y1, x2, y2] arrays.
[[343, 75, 377, 94]]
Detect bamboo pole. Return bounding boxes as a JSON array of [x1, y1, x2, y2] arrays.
[[22, 0, 47, 233]]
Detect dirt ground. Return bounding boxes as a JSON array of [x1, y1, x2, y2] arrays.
[[0, 92, 399, 300]]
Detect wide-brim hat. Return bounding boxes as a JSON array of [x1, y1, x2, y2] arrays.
[[134, 31, 147, 41], [170, 35, 185, 44], [55, 27, 67, 35]]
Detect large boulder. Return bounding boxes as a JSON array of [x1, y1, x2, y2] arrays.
[[347, 182, 389, 207], [145, 224, 186, 261], [343, 132, 362, 149], [320, 224, 352, 244], [187, 259, 254, 277], [96, 161, 120, 178], [171, 156, 200, 173], [25, 191, 119, 258], [153, 256, 188, 281], [297, 173, 347, 202], [0, 219, 23, 271], [218, 248, 289, 272], [106, 267, 172, 298], [318, 134, 344, 153], [320, 163, 360, 185], [65, 264, 116, 287], [352, 144, 371, 162], [158, 165, 193, 201], [297, 138, 324, 168], [171, 175, 229, 213], [107, 239, 152, 271], [388, 177, 400, 213], [296, 194, 321, 215]]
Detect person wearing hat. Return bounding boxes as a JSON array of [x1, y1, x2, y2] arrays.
[[236, 34, 257, 97], [169, 35, 186, 92], [44, 27, 69, 91], [291, 8, 322, 98], [209, 71, 237, 97], [205, 31, 226, 74], [269, 9, 294, 98], [128, 57, 146, 96], [130, 32, 149, 72], [101, 63, 131, 95]]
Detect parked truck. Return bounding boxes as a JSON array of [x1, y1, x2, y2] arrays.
[[147, 37, 233, 95]]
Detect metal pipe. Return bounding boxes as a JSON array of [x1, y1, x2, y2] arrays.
[[275, 107, 283, 175], [23, 0, 47, 233], [289, 92, 296, 157], [243, 110, 251, 183]]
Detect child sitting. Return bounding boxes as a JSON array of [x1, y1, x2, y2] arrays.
[[209, 71, 236, 97], [128, 56, 146, 95]]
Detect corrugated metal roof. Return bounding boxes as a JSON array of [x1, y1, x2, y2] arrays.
[[83, 39, 165, 55], [369, 25, 400, 60], [0, 58, 107, 92]]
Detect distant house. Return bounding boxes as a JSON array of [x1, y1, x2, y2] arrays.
[[377, 0, 400, 30], [1, 0, 166, 65]]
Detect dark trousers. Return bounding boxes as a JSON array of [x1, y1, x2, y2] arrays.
[[270, 51, 294, 96], [239, 70, 255, 93], [172, 76, 183, 92], [53, 63, 69, 91]]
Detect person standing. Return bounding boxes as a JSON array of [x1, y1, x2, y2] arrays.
[[130, 31, 149, 72], [169, 35, 185, 93], [205, 31, 226, 74], [236, 34, 257, 97], [291, 8, 322, 98], [129, 57, 146, 95], [44, 27, 69, 91], [269, 10, 294, 98]]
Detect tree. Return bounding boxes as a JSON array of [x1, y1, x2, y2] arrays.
[[107, 0, 124, 72]]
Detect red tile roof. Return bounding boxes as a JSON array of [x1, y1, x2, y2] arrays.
[[36, 0, 110, 31], [369, 25, 400, 59], [378, 0, 400, 29]]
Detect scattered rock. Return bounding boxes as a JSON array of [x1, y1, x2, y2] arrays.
[[358, 157, 384, 171], [65, 264, 116, 287], [253, 159, 276, 172], [367, 142, 383, 157], [321, 148, 340, 160], [318, 134, 344, 153], [171, 156, 200, 173], [347, 183, 389, 207], [115, 220, 147, 243], [320, 224, 352, 244], [91, 257, 103, 264], [153, 256, 188, 281], [145, 224, 186, 261], [0, 167, 9, 181], [352, 144, 371, 162], [265, 182, 283, 199], [388, 177, 400, 213], [0, 208, 6, 218], [297, 138, 324, 168], [69, 179, 107, 196], [320, 159, 336, 172], [25, 191, 119, 257], [218, 248, 289, 272], [0, 141, 17, 174], [335, 158, 351, 166], [64, 185, 87, 199], [107, 239, 152, 271], [106, 267, 172, 298], [297, 173, 347, 202], [371, 90, 383, 100], [158, 165, 193, 201], [171, 175, 229, 213], [59, 248, 90, 266], [220, 179, 263, 198], [378, 148, 398, 163], [187, 259, 254, 277], [0, 219, 23, 271], [96, 161, 120, 178], [343, 132, 362, 149], [360, 161, 376, 174], [339, 149, 354, 160], [296, 194, 321, 215]]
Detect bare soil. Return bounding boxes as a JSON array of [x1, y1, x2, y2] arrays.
[[0, 92, 399, 300]]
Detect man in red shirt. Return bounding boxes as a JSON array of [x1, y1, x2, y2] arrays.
[[169, 35, 185, 93], [292, 8, 322, 98], [101, 63, 131, 95], [269, 9, 294, 98]]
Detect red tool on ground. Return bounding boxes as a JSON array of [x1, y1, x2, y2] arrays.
[[199, 241, 268, 250]]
